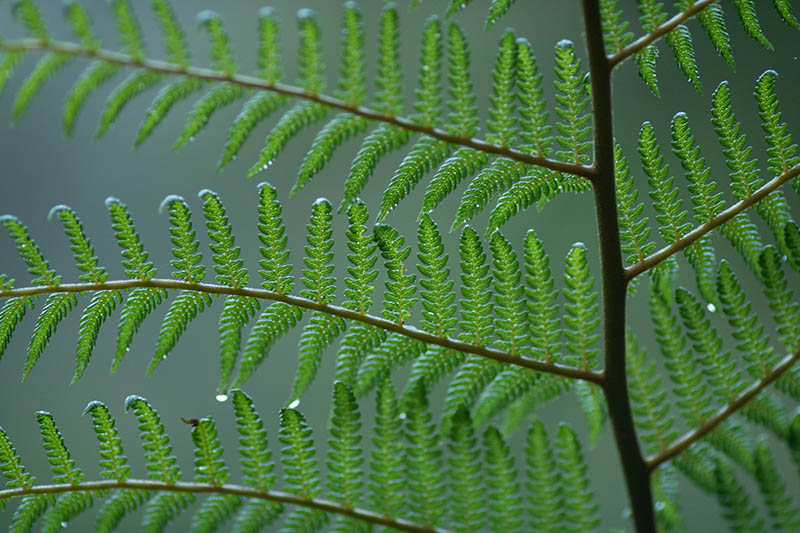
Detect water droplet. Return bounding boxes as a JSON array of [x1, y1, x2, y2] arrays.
[[288, 399, 300, 409], [398, 412, 407, 420], [189, 136, 195, 143], [655, 501, 666, 511], [706, 303, 716, 313], [60, 522, 67, 528], [126, 347, 130, 352], [215, 394, 228, 403]]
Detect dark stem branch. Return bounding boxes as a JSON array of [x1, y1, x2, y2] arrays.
[[581, 0, 655, 531], [0, 39, 595, 179], [609, 0, 719, 67], [0, 479, 447, 533], [625, 163, 800, 280], [0, 279, 603, 383], [647, 346, 800, 470]]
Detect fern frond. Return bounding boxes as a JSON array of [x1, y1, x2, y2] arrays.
[[0, 425, 34, 490], [332, 324, 386, 388], [489, 230, 527, 356], [135, 77, 205, 146], [404, 384, 445, 527], [563, 242, 599, 371], [124, 395, 180, 484], [49, 205, 105, 283], [35, 411, 82, 485], [455, 225, 492, 346], [755, 70, 800, 178], [107, 197, 155, 281], [191, 417, 228, 486], [141, 491, 192, 533], [452, 157, 527, 231], [403, 346, 466, 409], [174, 83, 243, 150], [255, 7, 282, 84], [553, 40, 591, 165], [524, 229, 561, 363], [691, 1, 735, 70], [474, 368, 568, 428], [599, 0, 633, 54], [557, 423, 600, 531], [191, 494, 241, 533], [342, 200, 377, 315], [634, 45, 660, 96], [95, 488, 148, 533], [353, 334, 425, 397], [232, 303, 303, 388], [217, 93, 287, 171], [334, 3, 365, 106], [1, 215, 59, 286], [41, 492, 94, 533], [379, 136, 452, 221], [374, 3, 402, 117], [413, 16, 444, 127], [615, 143, 655, 272], [0, 296, 32, 363], [650, 463, 685, 532], [664, 23, 701, 92], [327, 382, 363, 530], [151, 0, 188, 66], [11, 52, 72, 120], [485, 0, 517, 28], [483, 426, 523, 532], [256, 182, 293, 295], [420, 147, 490, 216], [731, 0, 773, 49], [486, 29, 516, 147], [446, 407, 485, 532], [759, 246, 800, 352], [754, 437, 800, 530], [445, 22, 478, 138], [375, 223, 417, 324], [12, 0, 49, 42], [369, 375, 404, 519], [0, 51, 25, 99], [231, 499, 282, 533], [96, 70, 163, 138], [279, 408, 321, 499], [74, 290, 123, 383], [525, 418, 562, 530], [10, 494, 49, 532], [516, 37, 551, 157], [83, 401, 129, 482], [24, 292, 77, 381], [197, 10, 236, 75], [162, 195, 204, 284], [230, 390, 275, 491], [113, 287, 166, 372], [290, 312, 345, 405], [417, 214, 456, 337], [149, 290, 211, 375]]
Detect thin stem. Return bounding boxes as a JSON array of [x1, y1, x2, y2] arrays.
[[609, 0, 719, 67], [0, 38, 595, 179], [0, 479, 447, 533], [647, 345, 800, 470], [625, 163, 800, 280], [581, 0, 655, 531], [0, 279, 603, 383]]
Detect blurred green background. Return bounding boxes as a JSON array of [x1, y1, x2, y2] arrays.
[[0, 1, 798, 530]]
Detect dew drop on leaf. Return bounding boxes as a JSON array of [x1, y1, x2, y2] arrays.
[[706, 303, 716, 313], [215, 393, 228, 402], [288, 399, 300, 409]]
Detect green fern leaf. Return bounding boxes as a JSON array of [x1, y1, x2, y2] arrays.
[[403, 346, 466, 410], [110, 0, 145, 61], [634, 46, 660, 96], [231, 499, 283, 533], [151, 0, 188, 66], [0, 51, 25, 100], [11, 53, 72, 121], [256, 182, 294, 295], [614, 143, 655, 271], [334, 3, 366, 106], [374, 223, 417, 324], [404, 383, 445, 527], [197, 10, 237, 75], [10, 494, 49, 532], [445, 23, 479, 138], [256, 7, 282, 84], [342, 200, 378, 315], [417, 214, 457, 336], [301, 198, 335, 303], [374, 3, 403, 116], [754, 438, 800, 530], [490, 230, 527, 356], [217, 93, 287, 171], [524, 229, 561, 362], [36, 411, 83, 485], [773, 0, 800, 27], [378, 136, 452, 221], [114, 287, 167, 372], [664, 24, 702, 92], [107, 196, 157, 280], [141, 491, 192, 533], [95, 489, 149, 533], [420, 147, 490, 216], [1, 215, 59, 286], [485, 0, 517, 28], [413, 16, 444, 127], [452, 157, 527, 231], [731, 0, 773, 49], [598, 0, 633, 54], [41, 492, 94, 533], [0, 425, 34, 490], [516, 37, 552, 157], [525, 417, 562, 530], [124, 395, 181, 483], [759, 246, 800, 352], [711, 455, 766, 529], [483, 426, 523, 532], [191, 495, 242, 533], [474, 368, 568, 428], [755, 70, 800, 177], [96, 71, 163, 138], [290, 311, 346, 405], [217, 295, 259, 395], [0, 296, 32, 363], [191, 417, 228, 486], [456, 225, 492, 345], [162, 195, 204, 283], [74, 290, 123, 383], [174, 83, 244, 150], [49, 205, 105, 283], [447, 406, 485, 532], [232, 302, 303, 388], [281, 507, 329, 533], [487, 29, 517, 147], [148, 290, 212, 375], [563, 242, 599, 371], [691, 1, 735, 70], [369, 375, 404, 519], [296, 9, 326, 95], [625, 330, 676, 453], [651, 463, 686, 532], [279, 408, 321, 499], [326, 382, 364, 532], [83, 401, 129, 482], [353, 334, 425, 397], [12, 0, 49, 42], [135, 78, 205, 146], [24, 292, 77, 381], [230, 389, 276, 490], [553, 40, 591, 164], [557, 423, 600, 531]]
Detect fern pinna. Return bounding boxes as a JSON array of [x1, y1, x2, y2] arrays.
[[1, 0, 800, 531]]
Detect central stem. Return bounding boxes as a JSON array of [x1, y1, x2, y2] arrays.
[[580, 1, 655, 531]]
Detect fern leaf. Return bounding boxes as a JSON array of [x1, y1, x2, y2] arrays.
[[281, 508, 329, 533], [24, 293, 77, 381], [420, 147, 490, 216], [553, 40, 591, 164], [404, 384, 445, 527], [342, 200, 378, 315], [374, 223, 417, 324], [0, 51, 25, 100], [474, 367, 567, 427], [279, 408, 321, 499], [445, 23, 479, 138], [231, 499, 283, 533], [83, 401, 129, 482], [334, 3, 366, 106], [114, 287, 167, 372], [256, 182, 294, 294], [625, 330, 676, 453], [369, 375, 404, 519], [110, 0, 145, 60], [490, 230, 527, 356], [74, 290, 123, 383], [486, 0, 517, 28], [10, 494, 48, 532], [230, 390, 276, 490], [755, 70, 800, 177], [327, 382, 364, 531], [63, 2, 100, 48], [718, 213, 764, 276], [516, 36, 552, 158], [379, 136, 452, 221], [417, 214, 457, 336], [217, 93, 287, 171], [191, 495, 241, 533], [487, 170, 590, 232], [11, 53, 72, 121], [340, 124, 413, 212], [0, 425, 34, 490], [95, 489, 148, 533], [190, 417, 228, 486], [135, 77, 205, 146], [36, 411, 83, 485], [106, 196, 155, 280], [232, 302, 303, 388], [333, 328, 385, 391], [634, 46, 660, 96], [525, 418, 562, 530], [456, 225, 493, 346], [290, 311, 346, 404], [717, 261, 775, 378], [759, 246, 800, 352], [217, 295, 259, 395], [256, 7, 282, 84], [452, 157, 527, 231], [403, 346, 466, 409], [712, 80, 790, 259], [148, 290, 211, 375], [563, 242, 599, 371], [754, 438, 800, 530], [374, 3, 403, 116], [41, 492, 94, 533], [174, 83, 243, 150], [664, 24, 702, 92], [141, 491, 192, 533], [353, 334, 425, 397], [0, 296, 32, 363], [1, 215, 59, 286], [296, 9, 326, 95], [651, 463, 686, 532], [413, 16, 444, 127], [197, 10, 237, 75], [442, 355, 499, 432], [731, 0, 773, 49], [692, 2, 735, 70], [151, 0, 188, 66], [293, 114, 368, 196], [773, 0, 800, 27], [96, 71, 163, 138], [301, 198, 335, 303], [524, 229, 561, 362], [557, 424, 600, 531], [12, 0, 49, 41], [708, 456, 764, 530], [614, 143, 655, 272], [447, 407, 485, 532], [483, 426, 523, 532], [598, 0, 633, 54], [487, 30, 517, 147], [49, 204, 105, 282], [124, 395, 181, 483]]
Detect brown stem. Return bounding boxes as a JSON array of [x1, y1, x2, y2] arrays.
[[0, 279, 604, 383], [0, 39, 595, 179]]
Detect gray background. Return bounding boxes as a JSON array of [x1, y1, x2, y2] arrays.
[[0, 0, 798, 530]]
